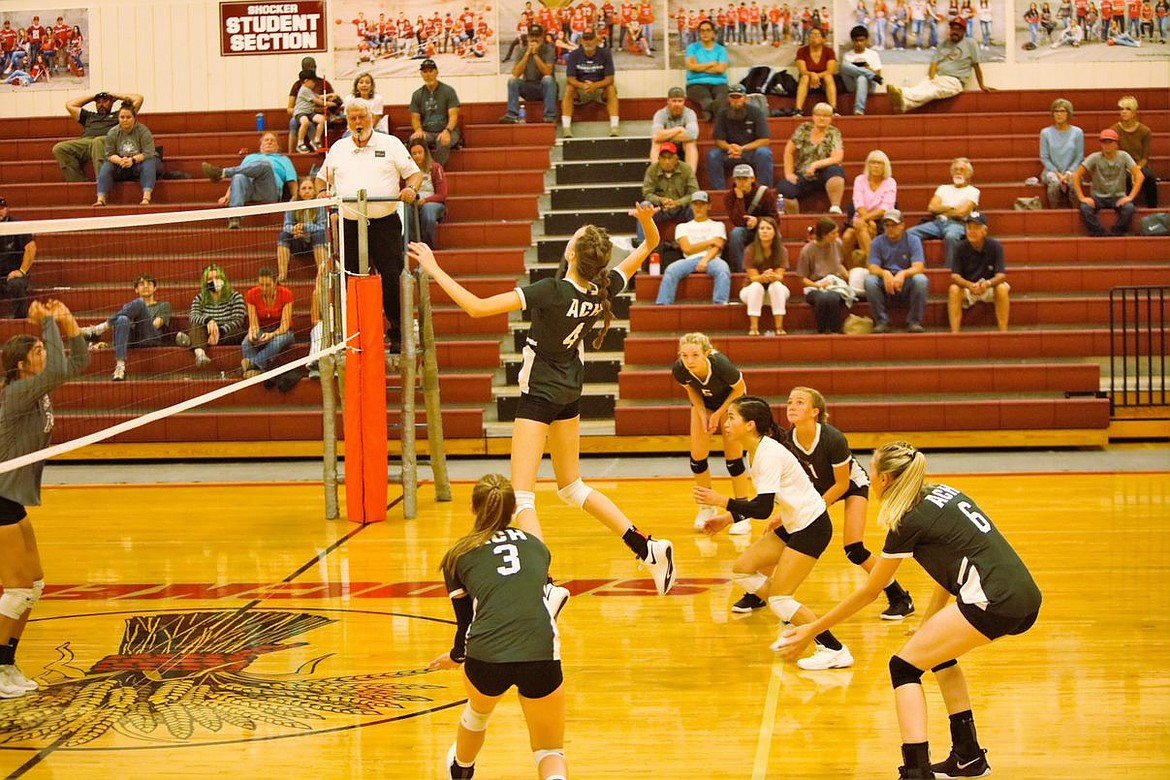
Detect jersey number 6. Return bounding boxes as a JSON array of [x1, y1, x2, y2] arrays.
[[958, 501, 991, 533]]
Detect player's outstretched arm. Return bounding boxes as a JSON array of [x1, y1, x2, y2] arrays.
[[409, 242, 523, 318], [615, 201, 660, 279]]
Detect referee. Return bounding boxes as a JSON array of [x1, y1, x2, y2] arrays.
[[318, 99, 422, 351]]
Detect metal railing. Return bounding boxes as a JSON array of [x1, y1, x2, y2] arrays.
[[1109, 285, 1168, 412]]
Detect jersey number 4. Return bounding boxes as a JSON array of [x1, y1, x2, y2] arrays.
[[562, 322, 586, 348], [493, 543, 521, 576]]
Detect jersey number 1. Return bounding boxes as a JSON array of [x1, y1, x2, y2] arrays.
[[493, 543, 521, 576]]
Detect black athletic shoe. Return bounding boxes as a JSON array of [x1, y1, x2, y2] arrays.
[[898, 765, 935, 779], [731, 593, 767, 613], [931, 749, 990, 778], [447, 744, 475, 779], [881, 595, 916, 621]]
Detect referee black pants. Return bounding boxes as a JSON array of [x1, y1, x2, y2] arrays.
[[342, 212, 404, 346]]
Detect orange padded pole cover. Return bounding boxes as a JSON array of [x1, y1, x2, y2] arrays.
[[344, 275, 388, 523]]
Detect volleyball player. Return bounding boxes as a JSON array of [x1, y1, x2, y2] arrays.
[[0, 299, 89, 698], [784, 386, 914, 619], [695, 396, 853, 669], [408, 203, 677, 595], [429, 474, 567, 780], [673, 332, 751, 534], [776, 441, 1042, 778]]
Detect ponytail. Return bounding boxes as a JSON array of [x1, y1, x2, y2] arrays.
[[872, 441, 930, 532], [592, 269, 613, 349], [439, 474, 517, 581], [731, 395, 783, 441], [567, 224, 615, 350]]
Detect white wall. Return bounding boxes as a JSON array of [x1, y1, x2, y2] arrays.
[[1, 0, 1167, 118]]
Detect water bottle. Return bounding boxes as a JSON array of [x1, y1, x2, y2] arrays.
[[256, 112, 265, 131], [518, 104, 527, 123], [777, 195, 785, 213], [649, 252, 661, 276]]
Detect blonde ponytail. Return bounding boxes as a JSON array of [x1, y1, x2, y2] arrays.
[[873, 441, 929, 532], [440, 474, 516, 580]]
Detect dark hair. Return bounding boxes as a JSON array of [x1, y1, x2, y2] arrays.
[[731, 395, 783, 440], [698, 19, 716, 31], [571, 225, 615, 349], [2, 334, 39, 387], [408, 138, 433, 169], [258, 267, 277, 281], [134, 273, 157, 286], [748, 216, 784, 272], [814, 216, 839, 241], [439, 474, 516, 580], [118, 103, 137, 117]]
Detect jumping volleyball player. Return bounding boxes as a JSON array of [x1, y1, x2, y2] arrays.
[[409, 203, 677, 595], [777, 441, 1042, 779], [0, 300, 89, 698]]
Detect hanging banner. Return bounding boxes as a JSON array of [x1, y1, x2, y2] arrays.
[[0, 8, 90, 91], [220, 1, 329, 56]]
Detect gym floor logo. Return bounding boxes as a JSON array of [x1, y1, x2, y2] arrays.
[[0, 608, 460, 749]]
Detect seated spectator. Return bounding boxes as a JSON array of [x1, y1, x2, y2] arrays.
[[840, 25, 883, 116], [200, 131, 297, 230], [241, 268, 295, 378], [1114, 95, 1159, 208], [865, 209, 928, 333], [344, 72, 390, 134], [842, 149, 897, 266], [655, 191, 731, 305], [1040, 98, 1085, 208], [778, 103, 845, 214], [409, 60, 460, 164], [794, 26, 838, 115], [177, 264, 247, 368], [707, 85, 773, 190], [908, 157, 980, 265], [652, 87, 700, 171], [633, 142, 698, 251], [286, 56, 334, 155], [947, 212, 1009, 332], [1051, 17, 1086, 44], [408, 140, 447, 249], [79, 273, 171, 381], [293, 70, 326, 153], [685, 20, 730, 121], [561, 29, 620, 138], [93, 105, 160, 207], [885, 19, 993, 113], [0, 196, 35, 320], [1073, 128, 1143, 236], [52, 90, 144, 182], [738, 216, 790, 335], [799, 216, 858, 334], [277, 177, 329, 282], [724, 163, 781, 272], [500, 23, 557, 123]]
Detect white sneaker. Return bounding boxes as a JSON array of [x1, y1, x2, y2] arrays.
[[828, 205, 843, 215], [0, 664, 38, 691], [194, 350, 211, 367], [543, 582, 570, 620], [642, 538, 677, 595], [80, 322, 108, 339], [0, 668, 28, 699], [796, 643, 854, 670], [728, 518, 752, 536], [693, 504, 717, 531], [111, 361, 126, 381]]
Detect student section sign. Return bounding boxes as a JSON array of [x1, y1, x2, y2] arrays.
[[220, 1, 328, 56]]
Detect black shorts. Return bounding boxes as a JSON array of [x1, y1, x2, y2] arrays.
[[774, 510, 833, 558], [841, 481, 870, 501], [958, 601, 1041, 641], [514, 394, 581, 425], [0, 496, 27, 526], [464, 657, 563, 699]]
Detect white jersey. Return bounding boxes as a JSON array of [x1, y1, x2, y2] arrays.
[[749, 436, 828, 533]]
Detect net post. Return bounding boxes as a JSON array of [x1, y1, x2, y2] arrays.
[[417, 263, 452, 503], [399, 203, 418, 519], [320, 262, 340, 521]]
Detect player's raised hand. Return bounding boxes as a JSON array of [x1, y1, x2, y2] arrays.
[[408, 241, 440, 274]]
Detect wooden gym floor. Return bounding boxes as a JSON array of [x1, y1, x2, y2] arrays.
[[0, 470, 1167, 779]]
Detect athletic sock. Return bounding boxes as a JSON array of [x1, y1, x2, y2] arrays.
[[814, 630, 843, 651], [561, 116, 571, 128], [610, 115, 620, 128], [949, 709, 981, 759], [901, 742, 931, 771], [884, 580, 908, 601], [0, 644, 13, 665], [622, 527, 650, 560]]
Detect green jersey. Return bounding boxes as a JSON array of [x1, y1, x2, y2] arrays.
[[445, 527, 560, 663], [882, 484, 1041, 617]]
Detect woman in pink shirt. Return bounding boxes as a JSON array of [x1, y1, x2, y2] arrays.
[[843, 149, 897, 264]]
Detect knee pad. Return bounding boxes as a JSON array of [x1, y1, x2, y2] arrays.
[[732, 571, 769, 594], [768, 595, 802, 624], [556, 478, 593, 509], [459, 704, 492, 732], [534, 749, 565, 769], [725, 456, 746, 477], [0, 588, 36, 621], [514, 490, 537, 517], [889, 655, 925, 689], [931, 659, 958, 673], [844, 542, 872, 566], [689, 457, 709, 475]]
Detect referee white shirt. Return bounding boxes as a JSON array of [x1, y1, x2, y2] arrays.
[[318, 102, 421, 221]]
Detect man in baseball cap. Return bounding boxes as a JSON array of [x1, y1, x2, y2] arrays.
[[500, 23, 557, 123], [654, 189, 732, 306], [410, 58, 462, 165], [885, 13, 992, 114], [633, 138, 698, 253], [561, 26, 619, 138], [948, 211, 1011, 332], [1072, 128, 1144, 236], [0, 195, 35, 319], [652, 88, 700, 170], [724, 162, 781, 271], [53, 89, 145, 182]]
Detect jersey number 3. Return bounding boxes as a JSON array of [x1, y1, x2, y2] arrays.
[[493, 543, 521, 576]]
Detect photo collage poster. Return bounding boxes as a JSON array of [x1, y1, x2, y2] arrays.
[[1, 8, 89, 92]]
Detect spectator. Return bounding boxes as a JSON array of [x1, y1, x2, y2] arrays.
[[500, 23, 558, 123], [200, 131, 297, 230], [947, 212, 1009, 332], [79, 273, 172, 381], [241, 268, 295, 378], [778, 102, 845, 214], [286, 56, 334, 155], [24, 16, 45, 69], [93, 105, 160, 207], [561, 29, 620, 138], [655, 191, 731, 305], [799, 216, 858, 334], [344, 72, 389, 134], [1051, 16, 1086, 43], [408, 139, 447, 249], [177, 264, 247, 368], [685, 20, 730, 121], [725, 163, 782, 272], [1039, 99, 1084, 209], [277, 177, 329, 282], [885, 18, 992, 113], [708, 84, 773, 191], [651, 87, 700, 171], [409, 60, 461, 165], [629, 141, 698, 252], [840, 25, 884, 116], [1113, 95, 1159, 208], [0, 21, 16, 75], [842, 149, 896, 266], [292, 70, 326, 153], [908, 157, 979, 265], [865, 209, 928, 333], [0, 197, 35, 320], [794, 26, 838, 115], [52, 90, 144, 182], [739, 216, 790, 335], [1073, 128, 1143, 236]]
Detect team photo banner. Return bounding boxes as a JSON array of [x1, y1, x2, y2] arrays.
[[220, 1, 328, 56]]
